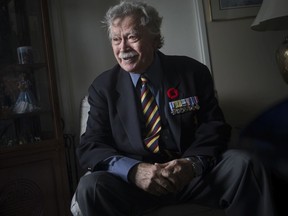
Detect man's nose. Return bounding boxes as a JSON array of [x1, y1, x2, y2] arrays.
[[119, 38, 129, 51]]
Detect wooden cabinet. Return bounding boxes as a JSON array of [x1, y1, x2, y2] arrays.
[[0, 0, 71, 215]]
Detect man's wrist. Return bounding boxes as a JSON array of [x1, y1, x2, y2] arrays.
[[186, 157, 203, 177], [128, 162, 140, 183]]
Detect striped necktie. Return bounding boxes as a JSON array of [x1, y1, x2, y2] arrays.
[[140, 75, 161, 153]]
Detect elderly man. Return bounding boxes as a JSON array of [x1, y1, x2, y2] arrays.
[[74, 1, 276, 216]]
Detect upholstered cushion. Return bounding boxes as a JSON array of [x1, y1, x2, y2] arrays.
[[80, 96, 89, 136]]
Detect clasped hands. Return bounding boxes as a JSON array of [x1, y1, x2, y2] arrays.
[[129, 159, 195, 196]]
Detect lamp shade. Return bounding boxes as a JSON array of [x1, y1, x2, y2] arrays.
[[251, 0, 288, 31]]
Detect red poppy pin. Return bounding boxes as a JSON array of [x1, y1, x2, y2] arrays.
[[167, 88, 179, 99]]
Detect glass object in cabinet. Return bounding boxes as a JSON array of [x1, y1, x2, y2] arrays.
[[0, 0, 56, 149]]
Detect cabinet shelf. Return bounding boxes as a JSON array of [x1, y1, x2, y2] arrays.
[[0, 137, 56, 153], [0, 109, 51, 120], [0, 63, 47, 73]]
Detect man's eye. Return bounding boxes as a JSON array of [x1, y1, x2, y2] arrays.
[[112, 37, 121, 44], [128, 35, 139, 42]]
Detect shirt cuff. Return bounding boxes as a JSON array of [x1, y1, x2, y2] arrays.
[[102, 156, 141, 182]]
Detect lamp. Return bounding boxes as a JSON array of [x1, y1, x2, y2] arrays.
[[251, 0, 288, 84]]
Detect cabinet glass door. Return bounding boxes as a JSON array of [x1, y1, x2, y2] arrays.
[[0, 0, 56, 149]]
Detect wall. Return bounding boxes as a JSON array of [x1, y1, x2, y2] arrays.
[[202, 0, 288, 133], [49, 0, 117, 134], [50, 0, 288, 141]]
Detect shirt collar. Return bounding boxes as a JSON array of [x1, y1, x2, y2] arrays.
[[129, 52, 162, 89]]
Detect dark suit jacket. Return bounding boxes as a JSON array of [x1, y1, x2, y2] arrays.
[[77, 51, 231, 171]]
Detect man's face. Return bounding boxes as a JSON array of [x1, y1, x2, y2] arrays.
[[110, 15, 157, 73]]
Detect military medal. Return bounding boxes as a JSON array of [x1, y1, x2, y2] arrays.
[[169, 96, 200, 115]]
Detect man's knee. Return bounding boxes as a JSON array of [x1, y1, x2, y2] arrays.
[[223, 149, 266, 179], [76, 171, 113, 198], [223, 149, 254, 165]]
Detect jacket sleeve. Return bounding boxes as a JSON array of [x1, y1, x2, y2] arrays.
[[76, 78, 120, 171]]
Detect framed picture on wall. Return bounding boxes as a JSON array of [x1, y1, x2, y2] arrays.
[[209, 0, 263, 21]]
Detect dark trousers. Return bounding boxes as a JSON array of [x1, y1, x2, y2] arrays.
[[75, 149, 276, 216]]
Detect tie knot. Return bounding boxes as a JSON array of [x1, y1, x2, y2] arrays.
[[140, 75, 148, 84]]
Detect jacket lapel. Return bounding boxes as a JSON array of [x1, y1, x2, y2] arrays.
[[159, 53, 183, 151], [115, 70, 149, 155]]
